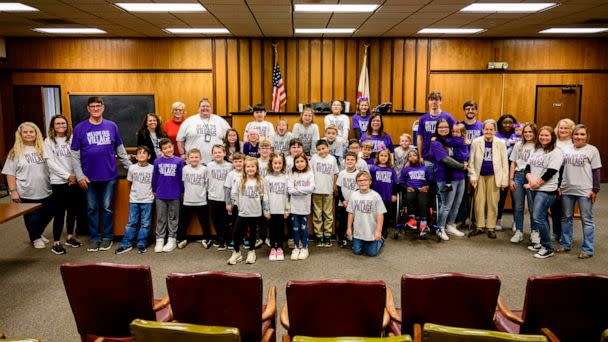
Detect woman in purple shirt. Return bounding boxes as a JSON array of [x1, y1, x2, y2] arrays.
[[359, 114, 394, 159], [429, 119, 468, 241]]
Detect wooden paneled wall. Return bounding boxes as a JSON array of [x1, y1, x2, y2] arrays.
[[1, 37, 608, 179]]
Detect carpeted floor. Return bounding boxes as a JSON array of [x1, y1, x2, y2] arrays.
[[1, 192, 606, 341]]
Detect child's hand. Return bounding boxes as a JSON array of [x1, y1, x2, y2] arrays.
[[346, 228, 352, 239], [524, 183, 531, 190], [391, 195, 397, 203], [284, 212, 289, 219], [264, 213, 271, 219], [463, 162, 469, 169], [407, 187, 415, 193], [226, 204, 233, 215], [420, 186, 429, 193], [374, 230, 382, 241], [342, 200, 349, 207]]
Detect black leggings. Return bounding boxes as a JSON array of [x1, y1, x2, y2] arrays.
[[550, 195, 562, 239], [233, 216, 262, 252], [208, 200, 228, 245], [496, 187, 510, 220], [178, 205, 210, 242], [268, 214, 285, 248], [383, 200, 396, 237], [405, 190, 430, 221], [51, 183, 87, 241], [336, 205, 347, 241]]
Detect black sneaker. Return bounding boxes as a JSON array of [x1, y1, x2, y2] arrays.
[[87, 240, 100, 252], [324, 237, 332, 248], [255, 238, 264, 248], [65, 237, 81, 248], [99, 240, 113, 251], [534, 248, 554, 259], [51, 244, 67, 255], [217, 244, 227, 251], [339, 239, 347, 248], [316, 237, 324, 248], [137, 246, 147, 254], [115, 245, 132, 255], [527, 243, 542, 252]]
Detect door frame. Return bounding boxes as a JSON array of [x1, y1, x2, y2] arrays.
[[534, 84, 582, 124]]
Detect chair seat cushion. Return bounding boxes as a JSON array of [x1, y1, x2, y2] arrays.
[[293, 336, 412, 342], [423, 323, 547, 342]]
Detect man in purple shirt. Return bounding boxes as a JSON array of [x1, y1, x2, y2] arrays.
[[460, 100, 483, 142], [417, 92, 455, 163], [71, 96, 132, 252]]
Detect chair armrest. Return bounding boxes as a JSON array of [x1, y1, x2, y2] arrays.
[[93, 338, 104, 342], [496, 296, 523, 325], [541, 328, 560, 342], [280, 302, 290, 330], [386, 287, 401, 324], [413, 323, 422, 342], [153, 294, 170, 311], [261, 327, 275, 342], [282, 335, 291, 342], [262, 286, 277, 322], [0, 330, 5, 339]]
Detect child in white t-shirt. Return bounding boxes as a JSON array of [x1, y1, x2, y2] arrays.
[[264, 154, 290, 261], [177, 148, 209, 250], [244, 103, 275, 142], [310, 140, 339, 247], [336, 152, 359, 248], [272, 119, 293, 156], [206, 144, 234, 250], [224, 152, 245, 249], [347, 171, 387, 257], [324, 100, 350, 142], [288, 153, 315, 260]]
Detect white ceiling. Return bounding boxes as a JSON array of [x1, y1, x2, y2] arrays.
[[0, 0, 607, 37]]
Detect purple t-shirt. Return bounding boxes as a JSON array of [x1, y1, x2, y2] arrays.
[[152, 156, 184, 200], [480, 141, 494, 176], [370, 165, 397, 201], [352, 114, 371, 133], [71, 119, 123, 181], [418, 112, 455, 160], [445, 137, 470, 162], [243, 142, 260, 158], [362, 156, 375, 166], [399, 165, 431, 189], [430, 141, 449, 182], [360, 134, 394, 155], [462, 120, 483, 142]]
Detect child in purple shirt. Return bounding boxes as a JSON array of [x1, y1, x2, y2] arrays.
[[352, 99, 371, 140], [152, 138, 184, 253], [399, 150, 432, 235], [243, 129, 260, 158], [359, 114, 394, 159], [370, 149, 398, 239], [442, 123, 470, 192]]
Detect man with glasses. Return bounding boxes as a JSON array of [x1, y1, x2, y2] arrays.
[[461, 100, 483, 141], [176, 98, 230, 165], [71, 96, 132, 252]]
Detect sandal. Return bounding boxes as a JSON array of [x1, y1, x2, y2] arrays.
[[578, 252, 592, 259]]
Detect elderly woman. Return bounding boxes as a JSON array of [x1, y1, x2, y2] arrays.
[[524, 126, 563, 259], [558, 124, 601, 259], [468, 119, 509, 239], [163, 101, 186, 156]]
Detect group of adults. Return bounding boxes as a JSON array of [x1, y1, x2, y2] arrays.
[[418, 91, 601, 259]]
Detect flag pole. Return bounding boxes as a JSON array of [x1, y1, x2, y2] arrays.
[[272, 42, 278, 65]]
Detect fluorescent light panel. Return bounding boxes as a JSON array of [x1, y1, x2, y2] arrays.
[[116, 3, 206, 12], [540, 28, 608, 34], [0, 2, 38, 11], [418, 28, 484, 34], [461, 3, 556, 13], [295, 28, 356, 34], [164, 28, 229, 34], [33, 28, 106, 34], [294, 4, 378, 13]]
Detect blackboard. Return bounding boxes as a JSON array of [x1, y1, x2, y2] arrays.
[[69, 94, 155, 147]]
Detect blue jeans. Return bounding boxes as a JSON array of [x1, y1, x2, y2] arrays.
[[291, 214, 309, 248], [85, 179, 117, 241], [352, 238, 383, 257], [437, 179, 465, 227], [561, 195, 595, 255], [530, 191, 556, 252], [20, 196, 54, 242], [119, 203, 153, 248], [512, 171, 534, 232]]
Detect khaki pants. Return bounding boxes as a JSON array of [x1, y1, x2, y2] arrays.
[[474, 175, 499, 230], [312, 193, 334, 238]]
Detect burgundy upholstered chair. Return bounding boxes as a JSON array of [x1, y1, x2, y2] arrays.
[[387, 273, 501, 336], [166, 271, 276, 342], [60, 263, 171, 342], [280, 280, 390, 341], [496, 273, 608, 342]]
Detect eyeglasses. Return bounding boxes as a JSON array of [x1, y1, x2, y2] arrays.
[[88, 104, 103, 109], [260, 147, 271, 150]]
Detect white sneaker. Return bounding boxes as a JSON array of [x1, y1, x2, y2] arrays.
[[438, 228, 450, 241], [291, 248, 300, 260], [227, 251, 243, 265], [40, 235, 50, 244], [162, 237, 177, 252], [530, 231, 540, 244], [269, 248, 277, 261], [33, 238, 46, 249], [246, 250, 256, 264], [177, 240, 187, 249], [445, 224, 465, 237], [154, 238, 165, 253], [276, 248, 285, 261], [495, 219, 503, 231], [510, 231, 524, 243], [265, 238, 271, 247], [298, 248, 309, 260], [512, 222, 516, 232]]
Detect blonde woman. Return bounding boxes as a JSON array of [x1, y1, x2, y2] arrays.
[[549, 118, 576, 241], [468, 119, 509, 239], [164, 101, 186, 156], [2, 122, 54, 248]]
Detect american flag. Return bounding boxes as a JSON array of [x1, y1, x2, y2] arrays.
[[272, 63, 286, 112]]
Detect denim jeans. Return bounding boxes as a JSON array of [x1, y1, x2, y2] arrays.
[[530, 191, 556, 252], [20, 196, 54, 242], [512, 171, 534, 232], [561, 195, 595, 255], [291, 214, 309, 248], [437, 179, 465, 227], [352, 238, 383, 256], [119, 203, 152, 248], [85, 179, 117, 241]]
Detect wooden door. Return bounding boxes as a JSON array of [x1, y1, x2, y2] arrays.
[[12, 85, 46, 134], [535, 85, 581, 127]]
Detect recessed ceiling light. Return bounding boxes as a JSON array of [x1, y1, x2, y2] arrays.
[[460, 3, 556, 13], [116, 3, 206, 12], [33, 28, 106, 34], [294, 4, 379, 13], [540, 28, 608, 34], [418, 28, 485, 34], [164, 28, 230, 34], [295, 28, 356, 34], [0, 2, 38, 11]]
